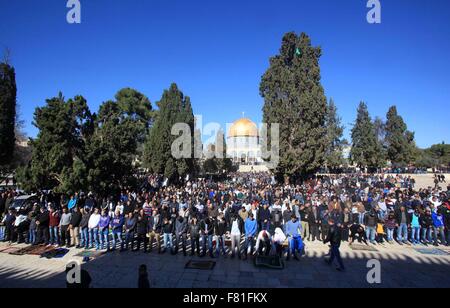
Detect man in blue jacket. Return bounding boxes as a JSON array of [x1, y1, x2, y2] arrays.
[[110, 210, 124, 251], [285, 214, 304, 261], [243, 213, 257, 260], [432, 209, 447, 246]]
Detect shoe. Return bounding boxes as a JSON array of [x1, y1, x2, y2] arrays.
[[294, 255, 300, 261], [230, 254, 235, 259], [336, 267, 345, 272]]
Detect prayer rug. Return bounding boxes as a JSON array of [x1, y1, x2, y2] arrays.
[[185, 260, 216, 270]]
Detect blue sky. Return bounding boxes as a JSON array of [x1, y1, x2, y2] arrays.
[[0, 0, 449, 148]]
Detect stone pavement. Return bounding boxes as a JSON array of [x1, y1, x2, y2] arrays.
[[0, 240, 449, 288]]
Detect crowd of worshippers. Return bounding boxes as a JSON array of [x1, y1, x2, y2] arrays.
[[1, 173, 449, 262]]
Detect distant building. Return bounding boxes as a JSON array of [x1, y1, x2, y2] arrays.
[[227, 117, 268, 172]]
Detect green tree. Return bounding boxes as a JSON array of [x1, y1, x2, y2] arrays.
[[325, 98, 345, 171], [350, 102, 384, 169], [144, 83, 197, 182], [16, 93, 94, 192], [260, 32, 328, 181], [385, 106, 416, 167], [0, 62, 17, 169], [85, 88, 153, 196]]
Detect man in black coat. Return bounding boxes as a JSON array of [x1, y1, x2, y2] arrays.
[[324, 219, 345, 271], [35, 206, 50, 245]]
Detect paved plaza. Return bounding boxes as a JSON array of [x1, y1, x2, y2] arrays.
[[0, 240, 449, 288]]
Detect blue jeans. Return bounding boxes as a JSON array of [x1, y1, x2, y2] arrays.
[[289, 236, 304, 254], [386, 228, 394, 241], [99, 228, 109, 249], [433, 226, 447, 245], [202, 235, 213, 254], [49, 226, 59, 245], [411, 227, 421, 243], [28, 229, 36, 244], [397, 223, 408, 242], [121, 231, 134, 250], [89, 228, 99, 249], [366, 226, 376, 243], [164, 233, 173, 250], [421, 228, 432, 243], [215, 235, 227, 255], [112, 229, 122, 249], [81, 228, 89, 248], [244, 236, 255, 256]]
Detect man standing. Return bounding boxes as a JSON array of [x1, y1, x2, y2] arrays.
[[229, 211, 243, 259], [110, 210, 124, 251], [395, 206, 410, 245], [324, 219, 345, 271], [36, 206, 50, 245], [148, 209, 162, 253], [299, 203, 310, 241], [69, 206, 82, 248], [200, 217, 214, 258], [175, 215, 188, 256], [243, 213, 257, 260], [285, 214, 304, 261]]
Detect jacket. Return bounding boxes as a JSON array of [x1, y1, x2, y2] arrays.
[[125, 216, 137, 232], [36, 211, 50, 228], [70, 211, 82, 227], [258, 207, 271, 223], [49, 211, 60, 227], [285, 219, 301, 238], [148, 214, 162, 233], [395, 210, 411, 225], [324, 225, 342, 247], [136, 216, 149, 235], [88, 214, 101, 229], [189, 223, 201, 238], [80, 213, 91, 229], [432, 212, 444, 228], [98, 215, 111, 230], [162, 221, 174, 234], [200, 219, 214, 235], [214, 219, 227, 236], [175, 217, 188, 235], [111, 215, 125, 231], [419, 214, 433, 228], [244, 218, 257, 237]]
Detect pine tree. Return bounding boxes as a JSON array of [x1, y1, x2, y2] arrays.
[[325, 98, 345, 171], [144, 83, 197, 182], [260, 32, 328, 181], [350, 102, 384, 170], [0, 62, 17, 169], [385, 106, 416, 167]]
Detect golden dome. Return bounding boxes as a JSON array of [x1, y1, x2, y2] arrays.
[[229, 118, 258, 138]]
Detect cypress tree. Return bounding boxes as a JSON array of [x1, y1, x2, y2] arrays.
[[325, 98, 345, 171], [260, 32, 328, 181], [0, 62, 17, 168], [350, 102, 384, 170], [385, 106, 416, 167], [144, 83, 197, 182]]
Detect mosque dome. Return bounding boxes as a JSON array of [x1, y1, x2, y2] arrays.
[[228, 118, 259, 138]]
